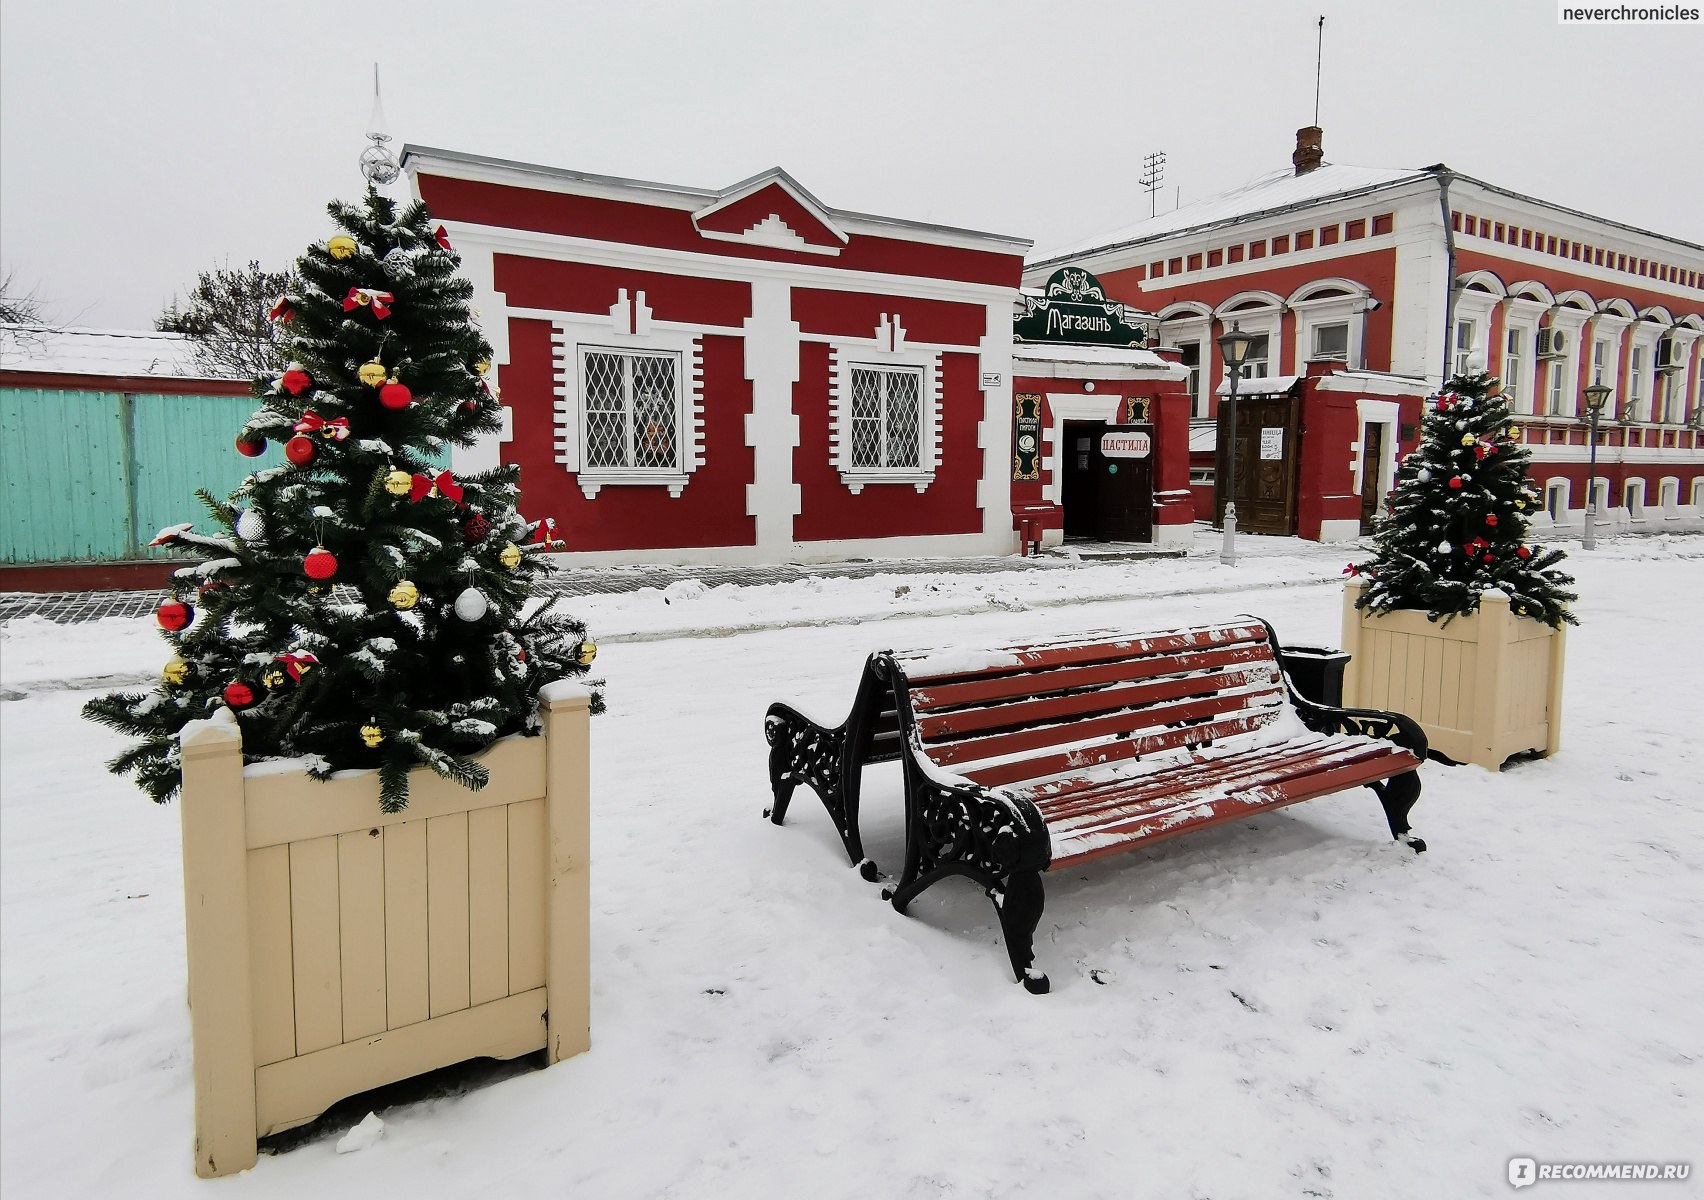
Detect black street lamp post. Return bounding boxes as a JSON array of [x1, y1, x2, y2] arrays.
[[1582, 382, 1612, 550], [1216, 322, 1258, 566]]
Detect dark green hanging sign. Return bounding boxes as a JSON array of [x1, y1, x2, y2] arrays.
[[1014, 267, 1151, 347]]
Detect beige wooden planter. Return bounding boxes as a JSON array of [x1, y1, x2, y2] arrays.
[[1341, 581, 1565, 770], [177, 683, 592, 1178]]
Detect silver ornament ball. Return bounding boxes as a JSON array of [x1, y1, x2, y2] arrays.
[[236, 510, 266, 542], [453, 586, 489, 622]]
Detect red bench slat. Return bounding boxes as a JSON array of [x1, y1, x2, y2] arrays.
[[911, 642, 1276, 715], [958, 709, 1278, 789], [1039, 739, 1406, 832], [908, 628, 1272, 709], [1047, 751, 1415, 870], [924, 682, 1284, 770]]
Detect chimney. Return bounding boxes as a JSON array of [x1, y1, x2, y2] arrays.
[[1293, 126, 1324, 175]]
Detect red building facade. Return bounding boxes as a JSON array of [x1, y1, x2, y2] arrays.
[[406, 148, 1032, 564], [1029, 130, 1704, 541]]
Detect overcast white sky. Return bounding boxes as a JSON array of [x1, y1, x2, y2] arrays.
[[3, 0, 1699, 329]]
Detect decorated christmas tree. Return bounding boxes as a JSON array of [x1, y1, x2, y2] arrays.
[[1348, 369, 1577, 628], [85, 188, 601, 810]]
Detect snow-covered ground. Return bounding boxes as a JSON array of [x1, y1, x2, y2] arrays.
[[3, 537, 1701, 1199]]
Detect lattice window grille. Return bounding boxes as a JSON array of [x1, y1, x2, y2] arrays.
[[553, 319, 704, 498], [828, 345, 942, 493]]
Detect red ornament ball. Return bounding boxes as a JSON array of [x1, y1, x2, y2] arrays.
[[235, 435, 266, 458], [304, 547, 338, 580], [1517, 546, 1531, 559], [379, 381, 413, 410], [281, 368, 313, 396], [1449, 476, 1463, 489], [285, 435, 317, 466], [462, 514, 492, 543], [1484, 554, 1496, 564], [156, 600, 193, 631], [222, 681, 256, 710], [1486, 514, 1499, 526]]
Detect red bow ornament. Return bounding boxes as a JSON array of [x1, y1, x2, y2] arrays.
[[343, 287, 395, 319], [293, 412, 350, 441], [268, 295, 294, 323], [276, 652, 320, 682], [409, 471, 464, 505], [531, 516, 557, 545], [434, 225, 453, 251]]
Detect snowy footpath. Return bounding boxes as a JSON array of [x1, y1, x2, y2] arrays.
[[3, 539, 1701, 1199]]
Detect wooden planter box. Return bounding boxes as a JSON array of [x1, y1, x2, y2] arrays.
[[1340, 581, 1566, 770], [177, 683, 592, 1178]]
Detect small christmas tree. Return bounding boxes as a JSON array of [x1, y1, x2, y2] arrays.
[[1348, 370, 1577, 628], [86, 189, 602, 810]]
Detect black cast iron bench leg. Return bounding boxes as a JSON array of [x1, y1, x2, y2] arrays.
[[763, 703, 878, 880], [885, 865, 1051, 995], [1372, 770, 1426, 853]]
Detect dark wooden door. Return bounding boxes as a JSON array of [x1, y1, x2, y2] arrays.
[[1360, 423, 1384, 533], [1061, 421, 1104, 539], [1096, 425, 1153, 542], [1216, 393, 1297, 535]]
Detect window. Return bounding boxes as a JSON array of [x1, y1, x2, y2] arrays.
[[1592, 338, 1609, 386], [1243, 333, 1271, 378], [1546, 479, 1569, 523], [1190, 466, 1216, 486], [1179, 342, 1204, 418], [1313, 322, 1349, 361], [1453, 319, 1477, 377], [1659, 477, 1679, 515], [1547, 352, 1572, 415], [581, 347, 681, 471], [1624, 478, 1646, 519], [1626, 346, 1647, 422], [1503, 327, 1526, 412], [848, 365, 922, 469]]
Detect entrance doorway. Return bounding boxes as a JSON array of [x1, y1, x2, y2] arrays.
[[1061, 420, 1154, 542], [1215, 392, 1298, 536], [1359, 422, 1385, 533]]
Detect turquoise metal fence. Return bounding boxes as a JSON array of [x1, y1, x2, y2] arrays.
[[2, 386, 282, 564], [3, 385, 454, 564]]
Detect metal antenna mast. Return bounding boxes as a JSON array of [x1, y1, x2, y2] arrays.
[[1140, 151, 1167, 219], [1314, 16, 1326, 127]]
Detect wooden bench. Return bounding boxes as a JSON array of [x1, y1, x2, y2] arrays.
[[763, 619, 1427, 992]]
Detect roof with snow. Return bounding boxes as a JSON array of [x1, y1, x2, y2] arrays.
[[1034, 163, 1431, 267], [0, 324, 240, 381], [1012, 343, 1178, 372]]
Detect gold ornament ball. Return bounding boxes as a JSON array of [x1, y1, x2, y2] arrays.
[[475, 359, 491, 376], [1508, 425, 1522, 439], [358, 360, 389, 387], [327, 235, 358, 260], [384, 468, 413, 497], [360, 724, 385, 748], [163, 657, 189, 686], [262, 668, 287, 690], [1515, 500, 1526, 510], [1461, 433, 1477, 446], [389, 579, 420, 609], [576, 640, 598, 666], [499, 542, 523, 570]]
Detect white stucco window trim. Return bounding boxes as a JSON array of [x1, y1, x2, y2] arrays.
[[1289, 283, 1375, 371], [552, 300, 706, 499], [828, 338, 942, 495], [1500, 296, 1548, 415]]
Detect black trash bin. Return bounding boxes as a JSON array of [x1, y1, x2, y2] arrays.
[[1278, 645, 1351, 709]]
